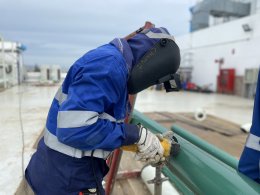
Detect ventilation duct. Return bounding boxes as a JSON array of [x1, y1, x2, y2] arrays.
[[190, 0, 251, 31]]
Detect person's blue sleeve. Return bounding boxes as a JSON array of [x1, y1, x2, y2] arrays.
[[238, 70, 260, 183], [238, 148, 260, 183], [56, 56, 139, 151]]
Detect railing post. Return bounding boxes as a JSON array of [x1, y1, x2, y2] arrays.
[[105, 95, 137, 195]]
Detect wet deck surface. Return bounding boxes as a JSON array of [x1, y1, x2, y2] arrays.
[[135, 90, 254, 126], [0, 84, 59, 195]]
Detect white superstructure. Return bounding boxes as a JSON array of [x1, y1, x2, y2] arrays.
[[25, 64, 61, 84], [0, 37, 25, 88], [176, 0, 260, 97]]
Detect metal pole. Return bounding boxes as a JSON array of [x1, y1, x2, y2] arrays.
[[105, 95, 137, 195], [154, 165, 162, 195], [11, 43, 17, 85], [105, 148, 123, 194], [17, 49, 21, 85], [1, 35, 6, 88], [147, 163, 167, 195]]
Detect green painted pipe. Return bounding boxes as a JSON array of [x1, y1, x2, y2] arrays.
[[131, 110, 260, 195], [172, 125, 238, 169]]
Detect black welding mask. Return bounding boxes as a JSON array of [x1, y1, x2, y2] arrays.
[[127, 38, 181, 94]]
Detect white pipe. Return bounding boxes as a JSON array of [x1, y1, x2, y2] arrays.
[[141, 165, 180, 195], [194, 108, 207, 121]]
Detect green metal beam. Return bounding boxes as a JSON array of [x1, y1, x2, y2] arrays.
[[131, 110, 260, 195], [172, 125, 238, 169], [162, 166, 194, 195]]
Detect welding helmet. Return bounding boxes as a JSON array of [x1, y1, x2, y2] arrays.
[[127, 27, 181, 94]]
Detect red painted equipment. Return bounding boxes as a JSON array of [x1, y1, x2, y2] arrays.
[[186, 82, 197, 90], [217, 68, 235, 94]]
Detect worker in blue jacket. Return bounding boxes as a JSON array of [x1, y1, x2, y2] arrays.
[[239, 69, 260, 183], [25, 22, 180, 195]]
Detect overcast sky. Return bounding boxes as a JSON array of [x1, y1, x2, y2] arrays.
[[1, 0, 195, 67]]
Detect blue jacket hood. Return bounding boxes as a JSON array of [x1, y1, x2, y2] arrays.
[[127, 27, 171, 65], [110, 27, 171, 72]]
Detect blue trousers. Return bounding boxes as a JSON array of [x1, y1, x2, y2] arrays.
[[25, 138, 108, 195]]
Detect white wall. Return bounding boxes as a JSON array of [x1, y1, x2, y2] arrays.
[[252, 0, 260, 14], [176, 12, 260, 91]]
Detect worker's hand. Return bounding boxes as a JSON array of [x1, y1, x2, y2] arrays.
[[135, 125, 164, 163]]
